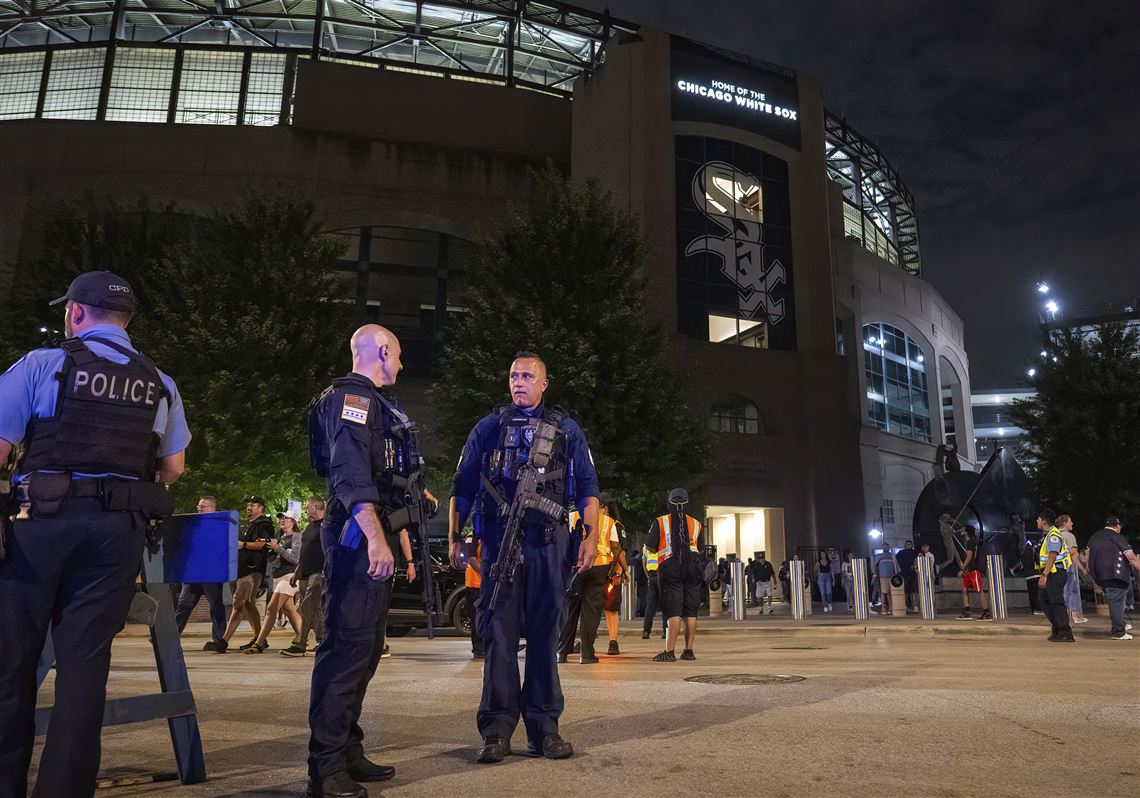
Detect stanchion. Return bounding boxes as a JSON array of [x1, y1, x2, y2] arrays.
[[851, 558, 870, 620], [729, 560, 746, 620], [986, 554, 1007, 620], [789, 560, 806, 620], [916, 555, 937, 619], [621, 575, 635, 621]]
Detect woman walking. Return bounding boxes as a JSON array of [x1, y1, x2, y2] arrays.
[[245, 510, 304, 653], [817, 551, 834, 612]]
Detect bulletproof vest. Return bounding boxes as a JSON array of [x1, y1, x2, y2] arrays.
[[18, 337, 167, 479], [483, 404, 572, 509]]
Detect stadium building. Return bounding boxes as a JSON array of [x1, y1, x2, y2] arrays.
[[0, 1, 976, 558]]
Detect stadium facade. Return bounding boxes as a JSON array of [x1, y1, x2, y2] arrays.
[[0, 1, 976, 558]]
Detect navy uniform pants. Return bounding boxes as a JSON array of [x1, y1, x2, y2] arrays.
[[1041, 569, 1073, 639], [642, 573, 665, 636], [174, 582, 226, 644], [0, 497, 144, 798], [307, 522, 393, 781], [477, 527, 569, 745], [556, 563, 607, 659]]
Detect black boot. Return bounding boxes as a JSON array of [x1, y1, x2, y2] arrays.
[[346, 755, 396, 782], [477, 736, 511, 763], [307, 772, 366, 798], [527, 734, 573, 759]]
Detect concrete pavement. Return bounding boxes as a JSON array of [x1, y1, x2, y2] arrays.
[[30, 615, 1140, 798]]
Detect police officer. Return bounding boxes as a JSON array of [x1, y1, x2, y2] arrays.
[[645, 488, 704, 662], [306, 324, 419, 798], [449, 351, 599, 763], [1036, 508, 1075, 643], [641, 541, 667, 638], [0, 271, 191, 798]]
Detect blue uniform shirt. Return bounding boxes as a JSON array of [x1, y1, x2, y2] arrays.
[[452, 403, 599, 539], [314, 373, 391, 512], [0, 324, 191, 480]]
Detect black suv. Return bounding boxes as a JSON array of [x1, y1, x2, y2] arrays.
[[387, 538, 471, 633]]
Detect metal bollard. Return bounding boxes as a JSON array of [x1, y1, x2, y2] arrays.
[[729, 560, 746, 620], [851, 558, 870, 620], [789, 560, 806, 620], [916, 555, 937, 620], [986, 554, 1007, 620], [621, 575, 635, 621]]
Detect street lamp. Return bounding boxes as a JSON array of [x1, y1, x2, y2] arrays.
[[868, 528, 882, 540], [1027, 368, 1036, 377]]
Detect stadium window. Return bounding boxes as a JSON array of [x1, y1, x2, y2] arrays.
[[863, 322, 931, 443], [0, 51, 45, 120], [710, 395, 763, 435], [42, 48, 105, 121], [106, 48, 175, 124]]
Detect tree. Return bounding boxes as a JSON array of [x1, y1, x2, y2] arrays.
[[1009, 322, 1140, 542], [430, 167, 713, 532], [1, 190, 354, 511]]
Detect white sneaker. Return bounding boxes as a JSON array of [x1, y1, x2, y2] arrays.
[[1073, 617, 1089, 624], [1126, 623, 1133, 631], [1111, 633, 1133, 640]]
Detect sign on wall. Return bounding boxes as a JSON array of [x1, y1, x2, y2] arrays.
[[671, 36, 801, 151]]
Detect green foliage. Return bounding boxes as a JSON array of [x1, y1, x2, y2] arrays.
[[1009, 323, 1140, 542], [430, 167, 713, 533], [1, 189, 354, 511]]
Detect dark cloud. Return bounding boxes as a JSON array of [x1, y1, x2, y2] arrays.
[[580, 0, 1140, 386]]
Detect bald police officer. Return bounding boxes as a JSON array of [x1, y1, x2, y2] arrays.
[[0, 271, 190, 798], [306, 324, 422, 798], [449, 352, 599, 763]]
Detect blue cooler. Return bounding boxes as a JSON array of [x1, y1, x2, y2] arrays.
[[142, 510, 239, 584]]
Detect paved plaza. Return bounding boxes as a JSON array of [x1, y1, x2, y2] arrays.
[[31, 616, 1140, 798]]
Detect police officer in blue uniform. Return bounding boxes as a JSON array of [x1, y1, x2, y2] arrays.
[[449, 352, 599, 763], [0, 271, 191, 798], [305, 324, 420, 798]]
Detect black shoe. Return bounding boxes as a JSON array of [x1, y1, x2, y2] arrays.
[[680, 649, 696, 661], [653, 650, 677, 662], [477, 736, 510, 763], [346, 756, 396, 782], [580, 655, 599, 664], [1050, 635, 1076, 643], [308, 772, 366, 798], [527, 734, 573, 759], [607, 640, 620, 655], [571, 641, 581, 654], [556, 653, 567, 663], [1047, 634, 1058, 641], [472, 650, 485, 660], [280, 644, 308, 657], [203, 640, 227, 653], [641, 631, 650, 639], [238, 639, 258, 651], [380, 644, 391, 659]]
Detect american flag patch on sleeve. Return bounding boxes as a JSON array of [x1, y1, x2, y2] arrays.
[[341, 394, 370, 425]]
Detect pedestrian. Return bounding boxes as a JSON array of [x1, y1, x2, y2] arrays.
[[245, 510, 304, 654], [895, 540, 918, 613], [0, 271, 190, 798], [1036, 509, 1074, 642], [175, 495, 229, 652], [1020, 537, 1044, 616], [753, 551, 776, 613], [641, 543, 666, 639], [448, 352, 599, 764], [816, 550, 833, 612], [602, 511, 629, 656], [841, 550, 856, 612], [646, 488, 704, 662], [873, 546, 900, 615], [1056, 514, 1088, 624], [464, 529, 485, 659], [778, 560, 790, 603], [306, 324, 420, 797], [632, 546, 647, 618], [557, 493, 619, 664], [746, 557, 757, 606], [219, 497, 274, 651], [957, 524, 993, 621], [281, 496, 326, 657], [1086, 516, 1140, 640]]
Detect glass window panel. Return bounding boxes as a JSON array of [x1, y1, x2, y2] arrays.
[[106, 48, 174, 124], [0, 51, 45, 121], [176, 50, 243, 125], [862, 322, 931, 442], [244, 53, 285, 126], [42, 48, 105, 121]]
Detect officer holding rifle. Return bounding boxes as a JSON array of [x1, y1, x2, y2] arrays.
[[0, 272, 190, 798], [449, 352, 599, 764]]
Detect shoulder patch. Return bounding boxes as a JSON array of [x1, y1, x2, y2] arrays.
[[341, 393, 370, 425]]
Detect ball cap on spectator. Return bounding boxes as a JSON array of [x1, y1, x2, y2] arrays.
[[598, 492, 613, 507], [49, 271, 137, 312], [1106, 515, 1122, 527], [278, 509, 300, 523], [668, 487, 689, 505], [245, 496, 267, 507]]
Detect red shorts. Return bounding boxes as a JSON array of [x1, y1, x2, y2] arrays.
[[962, 570, 983, 592]]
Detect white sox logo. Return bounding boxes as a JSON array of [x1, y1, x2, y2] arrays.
[[684, 161, 786, 325]]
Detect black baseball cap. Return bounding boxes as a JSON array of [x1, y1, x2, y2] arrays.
[[245, 496, 267, 507], [49, 271, 137, 312], [1106, 515, 1122, 527]]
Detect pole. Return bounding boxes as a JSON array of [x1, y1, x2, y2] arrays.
[[729, 560, 746, 620], [986, 553, 1007, 620], [851, 558, 870, 620], [916, 555, 937, 620], [789, 560, 806, 620]]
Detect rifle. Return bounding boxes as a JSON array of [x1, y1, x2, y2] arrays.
[[386, 470, 439, 638], [486, 419, 566, 614]]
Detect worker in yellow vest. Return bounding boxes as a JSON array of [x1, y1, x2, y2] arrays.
[[641, 544, 666, 639], [557, 494, 620, 664], [464, 529, 484, 659], [602, 516, 629, 655], [1036, 509, 1075, 642], [644, 488, 703, 662]]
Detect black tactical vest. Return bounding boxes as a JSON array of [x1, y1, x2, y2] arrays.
[[484, 404, 571, 508], [18, 338, 167, 479]]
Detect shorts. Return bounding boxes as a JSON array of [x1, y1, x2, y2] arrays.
[[755, 581, 774, 600], [659, 562, 702, 618], [605, 578, 622, 613], [272, 578, 298, 599], [231, 572, 263, 606], [962, 570, 983, 592]]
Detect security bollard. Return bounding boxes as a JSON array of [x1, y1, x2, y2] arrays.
[[916, 554, 937, 620], [851, 558, 870, 620], [621, 575, 635, 621], [729, 560, 746, 620], [789, 560, 806, 620], [986, 554, 1007, 620]]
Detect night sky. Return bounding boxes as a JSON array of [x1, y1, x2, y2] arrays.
[[578, 0, 1140, 388]]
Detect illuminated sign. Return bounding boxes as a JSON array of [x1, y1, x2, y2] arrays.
[[671, 37, 801, 150]]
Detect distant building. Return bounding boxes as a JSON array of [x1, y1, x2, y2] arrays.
[[971, 389, 1035, 462]]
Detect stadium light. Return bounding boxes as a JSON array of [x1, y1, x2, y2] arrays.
[[868, 528, 882, 540], [1036, 281, 1050, 294], [1045, 300, 1059, 314], [1027, 368, 1036, 377]]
